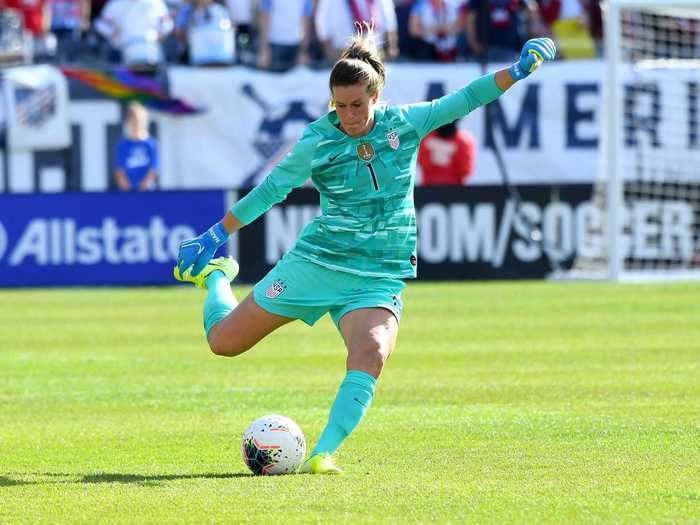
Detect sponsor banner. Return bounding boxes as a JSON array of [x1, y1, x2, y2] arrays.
[[3, 65, 71, 151], [9, 61, 699, 192], [166, 61, 699, 188], [0, 191, 227, 287], [1, 186, 694, 286], [237, 185, 697, 282], [166, 62, 605, 188]]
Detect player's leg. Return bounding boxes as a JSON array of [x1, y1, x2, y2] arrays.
[[206, 293, 294, 357], [340, 307, 399, 378], [175, 256, 294, 357], [300, 307, 399, 474]]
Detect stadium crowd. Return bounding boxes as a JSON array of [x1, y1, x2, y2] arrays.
[[0, 0, 603, 190], [0, 0, 603, 68]]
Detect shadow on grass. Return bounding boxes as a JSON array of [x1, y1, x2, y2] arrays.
[[80, 472, 250, 484], [0, 476, 37, 486], [1, 472, 251, 487]]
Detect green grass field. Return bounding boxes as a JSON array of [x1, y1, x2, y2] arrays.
[[1, 281, 699, 524]]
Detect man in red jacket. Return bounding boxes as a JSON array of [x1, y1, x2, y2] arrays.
[[418, 119, 477, 186], [3, 0, 50, 37]]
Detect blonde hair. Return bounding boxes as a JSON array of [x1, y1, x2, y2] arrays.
[[125, 101, 149, 138], [126, 101, 148, 124], [328, 23, 386, 109]]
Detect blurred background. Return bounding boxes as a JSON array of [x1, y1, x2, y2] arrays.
[[0, 0, 698, 286]]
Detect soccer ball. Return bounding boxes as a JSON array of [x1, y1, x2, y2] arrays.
[[241, 415, 306, 475]]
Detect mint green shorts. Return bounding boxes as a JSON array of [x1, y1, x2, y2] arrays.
[[253, 251, 405, 328]]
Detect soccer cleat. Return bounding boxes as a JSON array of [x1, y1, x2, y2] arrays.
[[297, 453, 343, 475], [173, 256, 239, 289]]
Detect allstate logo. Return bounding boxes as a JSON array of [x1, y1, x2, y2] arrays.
[[0, 222, 7, 262]]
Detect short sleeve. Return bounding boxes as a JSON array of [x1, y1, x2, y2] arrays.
[[315, 0, 330, 41], [114, 139, 127, 170], [148, 139, 160, 171], [380, 0, 398, 32], [303, 0, 313, 16]]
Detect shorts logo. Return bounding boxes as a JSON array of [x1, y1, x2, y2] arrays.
[[386, 130, 400, 150], [265, 279, 287, 299]]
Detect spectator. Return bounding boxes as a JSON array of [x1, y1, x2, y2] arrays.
[[95, 0, 172, 68], [538, 0, 598, 58], [464, 0, 543, 62], [315, 0, 399, 63], [256, 0, 313, 72], [394, 0, 419, 58], [0, 8, 29, 64], [225, 0, 254, 64], [89, 0, 107, 23], [49, 0, 90, 63], [408, 0, 463, 62], [174, 0, 235, 66], [418, 120, 476, 185], [3, 0, 55, 61], [114, 102, 159, 191], [163, 0, 182, 16], [583, 0, 602, 54]]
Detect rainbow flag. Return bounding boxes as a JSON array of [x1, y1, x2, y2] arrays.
[[60, 66, 205, 115]]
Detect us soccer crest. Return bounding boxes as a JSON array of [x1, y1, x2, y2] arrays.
[[265, 279, 287, 299], [356, 142, 375, 162], [386, 130, 400, 150]]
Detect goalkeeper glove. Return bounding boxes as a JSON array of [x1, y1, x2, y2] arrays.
[[508, 38, 557, 81], [177, 222, 229, 277]]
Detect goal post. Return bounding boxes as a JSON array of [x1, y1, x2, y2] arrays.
[[570, 0, 700, 281]]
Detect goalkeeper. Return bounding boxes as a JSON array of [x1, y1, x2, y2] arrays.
[[174, 26, 556, 475]]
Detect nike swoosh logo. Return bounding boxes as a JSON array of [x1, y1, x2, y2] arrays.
[[353, 397, 367, 408], [329, 153, 341, 162]]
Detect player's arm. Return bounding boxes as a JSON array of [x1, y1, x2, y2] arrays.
[[404, 38, 556, 138], [177, 128, 318, 276], [114, 168, 131, 190], [139, 139, 159, 190], [297, 0, 313, 65], [114, 141, 131, 190], [256, 1, 272, 69]]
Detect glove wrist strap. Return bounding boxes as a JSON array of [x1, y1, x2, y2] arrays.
[[207, 222, 229, 247], [508, 62, 526, 82]]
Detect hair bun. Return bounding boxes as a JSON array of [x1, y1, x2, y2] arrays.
[[328, 22, 386, 109], [346, 45, 374, 62]]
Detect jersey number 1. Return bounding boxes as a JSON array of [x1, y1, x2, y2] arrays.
[[365, 163, 379, 191]]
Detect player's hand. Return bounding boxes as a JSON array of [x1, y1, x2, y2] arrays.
[[177, 222, 229, 277], [509, 38, 557, 81]]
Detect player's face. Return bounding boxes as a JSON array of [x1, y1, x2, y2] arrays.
[[332, 83, 379, 138]]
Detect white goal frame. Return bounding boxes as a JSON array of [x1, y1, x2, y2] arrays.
[[604, 0, 700, 281]]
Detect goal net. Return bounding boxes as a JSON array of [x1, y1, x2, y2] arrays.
[[570, 0, 700, 281]]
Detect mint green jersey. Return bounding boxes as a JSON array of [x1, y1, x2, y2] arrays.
[[232, 73, 504, 278]]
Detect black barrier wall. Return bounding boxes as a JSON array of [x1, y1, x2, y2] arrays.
[[5, 184, 693, 286], [236, 184, 598, 282]]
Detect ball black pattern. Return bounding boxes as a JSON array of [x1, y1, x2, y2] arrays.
[[242, 436, 282, 476]]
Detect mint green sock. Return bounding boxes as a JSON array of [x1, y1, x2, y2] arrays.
[[311, 370, 377, 456], [203, 271, 237, 335]]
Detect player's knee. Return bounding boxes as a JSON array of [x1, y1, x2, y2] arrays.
[[207, 331, 249, 357], [349, 343, 389, 376]]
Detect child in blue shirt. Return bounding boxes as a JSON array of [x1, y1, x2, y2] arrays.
[[114, 102, 159, 191]]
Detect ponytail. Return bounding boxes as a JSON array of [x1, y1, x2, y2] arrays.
[[329, 23, 386, 108]]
